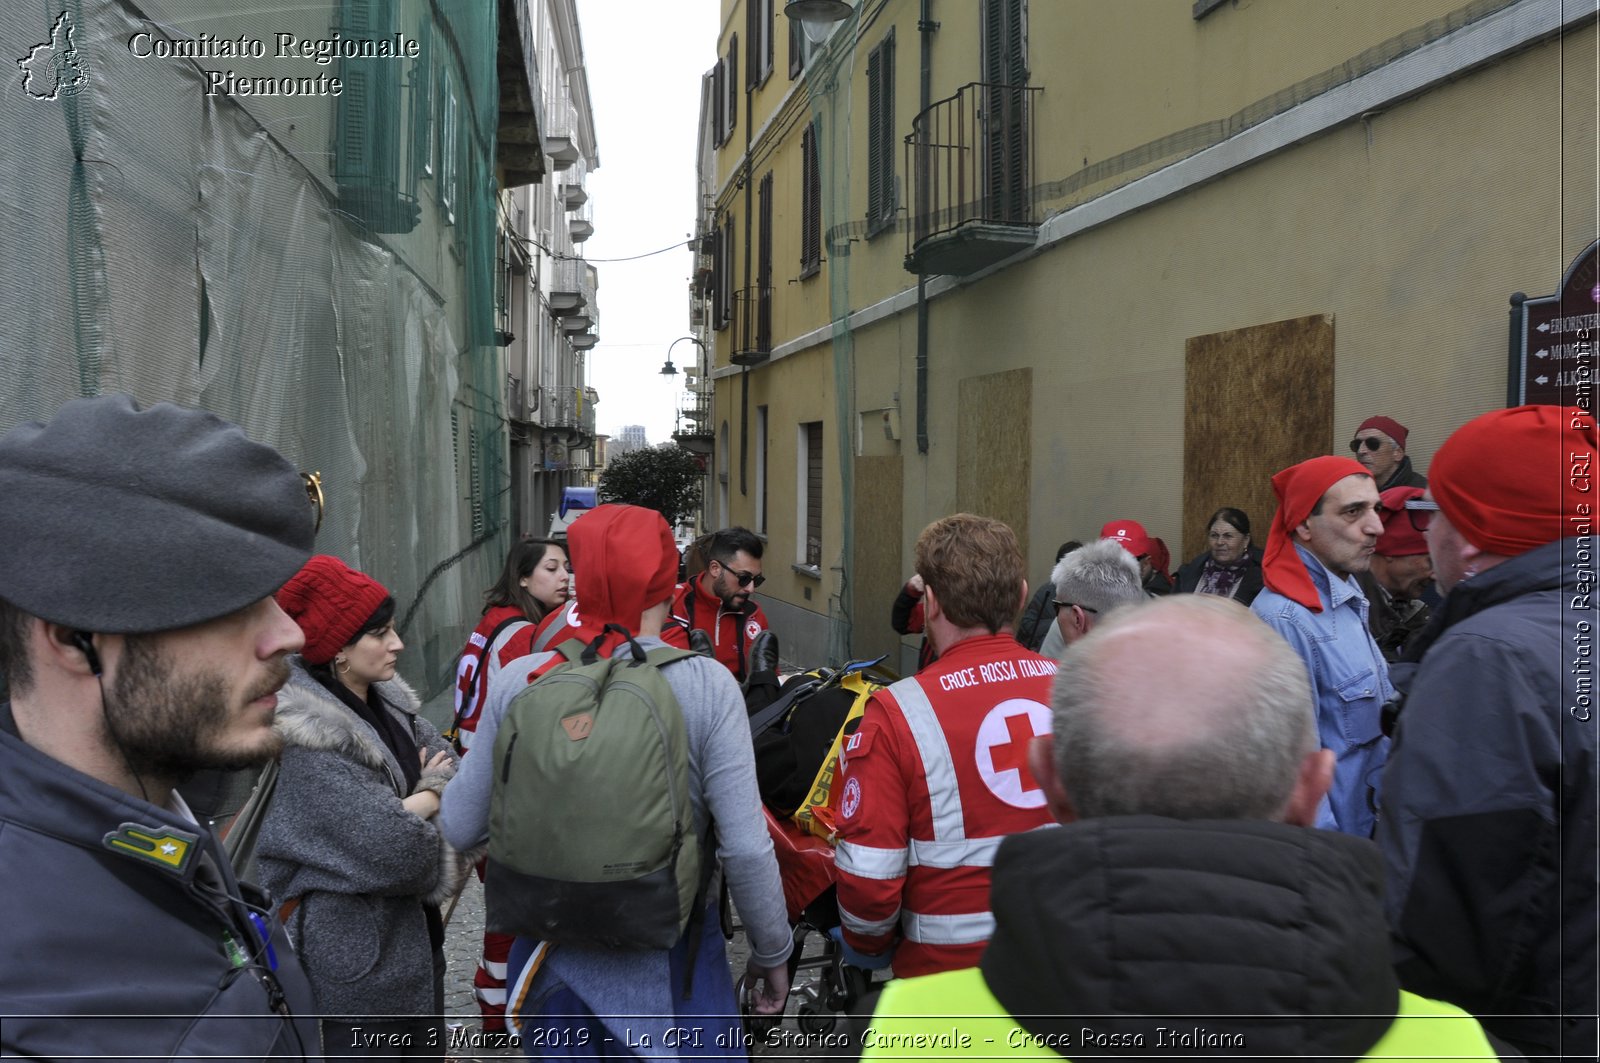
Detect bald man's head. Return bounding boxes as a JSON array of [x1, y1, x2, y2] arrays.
[[1039, 595, 1326, 824]]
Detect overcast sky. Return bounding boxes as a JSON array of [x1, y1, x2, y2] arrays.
[[573, 0, 717, 446]]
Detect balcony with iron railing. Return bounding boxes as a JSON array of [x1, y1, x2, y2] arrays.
[[672, 389, 713, 455], [904, 81, 1042, 277], [560, 158, 588, 208], [543, 89, 580, 169], [565, 297, 598, 344], [729, 286, 773, 366], [569, 200, 595, 243], [547, 257, 593, 316]]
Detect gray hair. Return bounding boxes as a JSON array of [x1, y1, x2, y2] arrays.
[[1049, 538, 1145, 617], [1051, 594, 1316, 821]]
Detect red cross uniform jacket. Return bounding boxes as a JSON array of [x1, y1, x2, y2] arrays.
[[452, 605, 530, 750], [670, 577, 770, 683], [834, 633, 1058, 977]]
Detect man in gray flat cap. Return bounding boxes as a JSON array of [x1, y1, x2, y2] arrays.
[[0, 394, 323, 1059]]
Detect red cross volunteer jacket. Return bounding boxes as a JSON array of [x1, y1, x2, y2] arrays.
[[834, 633, 1058, 977], [670, 577, 770, 682]]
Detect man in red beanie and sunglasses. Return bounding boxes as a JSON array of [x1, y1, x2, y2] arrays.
[[1378, 405, 1597, 1059], [1348, 416, 1428, 492], [1251, 454, 1393, 838], [1358, 485, 1435, 662]]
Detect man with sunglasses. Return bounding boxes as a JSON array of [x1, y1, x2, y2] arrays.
[[1348, 416, 1428, 492], [1378, 405, 1597, 1059], [1357, 486, 1435, 662], [670, 526, 770, 683], [1037, 538, 1145, 661]]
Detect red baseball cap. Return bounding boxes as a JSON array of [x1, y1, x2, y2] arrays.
[[1099, 519, 1151, 558]]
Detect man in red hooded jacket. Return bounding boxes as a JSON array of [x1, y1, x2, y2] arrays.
[[670, 526, 770, 683]]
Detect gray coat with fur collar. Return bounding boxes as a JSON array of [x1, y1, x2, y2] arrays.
[[258, 658, 466, 1021]]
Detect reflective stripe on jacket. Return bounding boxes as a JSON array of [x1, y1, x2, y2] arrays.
[[835, 634, 1057, 977]]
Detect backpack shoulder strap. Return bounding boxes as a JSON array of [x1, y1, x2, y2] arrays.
[[642, 646, 700, 670], [448, 615, 527, 739]]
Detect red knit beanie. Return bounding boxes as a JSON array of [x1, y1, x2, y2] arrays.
[[1431, 405, 1597, 556], [1376, 486, 1429, 557], [1357, 416, 1409, 448], [1261, 455, 1372, 612], [275, 554, 392, 665]]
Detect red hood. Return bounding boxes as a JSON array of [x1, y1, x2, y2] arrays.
[[567, 504, 679, 630]]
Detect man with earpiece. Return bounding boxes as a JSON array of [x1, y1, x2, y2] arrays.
[[0, 394, 323, 1059]]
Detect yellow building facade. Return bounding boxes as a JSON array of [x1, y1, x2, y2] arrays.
[[698, 0, 1598, 672]]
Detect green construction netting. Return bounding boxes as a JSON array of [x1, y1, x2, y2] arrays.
[[2, 0, 510, 697]]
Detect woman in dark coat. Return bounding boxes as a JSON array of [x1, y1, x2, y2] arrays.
[[1175, 507, 1264, 606]]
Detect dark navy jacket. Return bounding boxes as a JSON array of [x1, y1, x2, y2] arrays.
[[1379, 537, 1597, 1058], [0, 702, 321, 1059]]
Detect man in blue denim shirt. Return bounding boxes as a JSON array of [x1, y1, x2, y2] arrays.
[[1251, 455, 1393, 837]]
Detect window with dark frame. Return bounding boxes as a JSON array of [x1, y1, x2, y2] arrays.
[[866, 30, 896, 236], [799, 120, 821, 277], [717, 217, 736, 329], [803, 421, 823, 569], [747, 0, 773, 89], [727, 34, 739, 137]]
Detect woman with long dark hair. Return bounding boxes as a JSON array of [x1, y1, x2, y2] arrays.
[[260, 554, 465, 1058]]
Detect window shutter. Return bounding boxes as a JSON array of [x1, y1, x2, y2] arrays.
[[410, 21, 431, 179], [757, 171, 773, 352], [728, 35, 739, 133], [711, 63, 724, 147], [762, 0, 774, 82], [866, 33, 894, 229], [800, 121, 821, 274], [805, 422, 823, 568], [746, 1, 758, 89], [788, 17, 802, 79]]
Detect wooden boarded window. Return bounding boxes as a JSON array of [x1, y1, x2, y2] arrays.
[[802, 421, 823, 568], [1183, 315, 1335, 559], [866, 31, 895, 236], [800, 120, 821, 277]]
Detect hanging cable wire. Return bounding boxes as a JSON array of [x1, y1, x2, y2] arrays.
[[505, 229, 694, 264]]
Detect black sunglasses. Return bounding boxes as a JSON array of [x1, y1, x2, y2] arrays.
[[1380, 497, 1438, 533], [1052, 600, 1098, 616], [1349, 437, 1387, 453], [716, 561, 765, 588]]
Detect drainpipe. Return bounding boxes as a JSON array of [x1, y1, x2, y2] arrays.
[[915, 0, 936, 455], [740, 56, 754, 495]]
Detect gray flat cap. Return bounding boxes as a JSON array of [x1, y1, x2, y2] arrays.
[[0, 394, 315, 633]]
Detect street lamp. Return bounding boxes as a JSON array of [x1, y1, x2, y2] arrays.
[[784, 0, 854, 28], [661, 335, 706, 377]]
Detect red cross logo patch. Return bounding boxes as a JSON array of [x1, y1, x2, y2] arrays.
[[974, 699, 1050, 809]]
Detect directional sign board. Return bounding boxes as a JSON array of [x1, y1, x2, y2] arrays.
[[1510, 241, 1599, 408]]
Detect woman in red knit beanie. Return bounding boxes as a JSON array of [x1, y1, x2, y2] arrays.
[[259, 554, 465, 1059]]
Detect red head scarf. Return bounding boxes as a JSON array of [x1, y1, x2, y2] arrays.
[[1431, 405, 1598, 556], [1261, 455, 1372, 612]]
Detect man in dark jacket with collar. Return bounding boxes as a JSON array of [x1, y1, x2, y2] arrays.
[[863, 595, 1509, 1061], [0, 395, 322, 1059], [1350, 415, 1429, 491], [1379, 404, 1597, 1059]]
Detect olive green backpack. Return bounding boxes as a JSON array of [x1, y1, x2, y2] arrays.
[[485, 626, 702, 949]]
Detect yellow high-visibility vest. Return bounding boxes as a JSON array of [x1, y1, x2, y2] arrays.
[[861, 966, 1502, 1060]]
